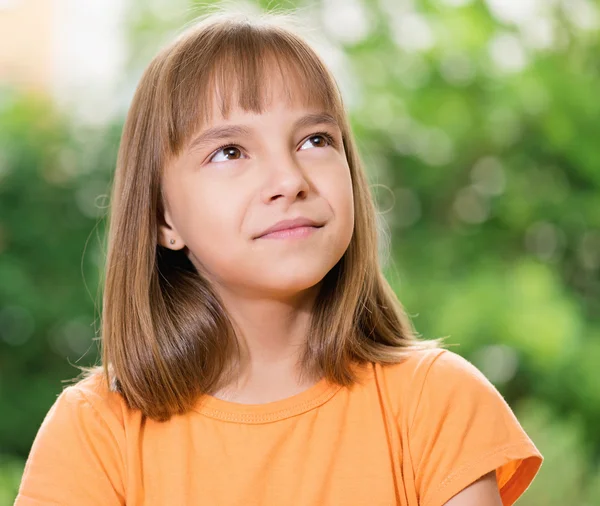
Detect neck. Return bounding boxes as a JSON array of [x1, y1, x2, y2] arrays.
[[211, 284, 322, 401]]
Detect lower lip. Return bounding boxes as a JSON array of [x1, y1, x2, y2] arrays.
[[258, 226, 321, 239]]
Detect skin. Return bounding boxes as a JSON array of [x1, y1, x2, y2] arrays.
[[158, 76, 354, 401], [443, 471, 503, 506]]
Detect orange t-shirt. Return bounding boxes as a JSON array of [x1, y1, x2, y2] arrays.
[[15, 348, 542, 506]]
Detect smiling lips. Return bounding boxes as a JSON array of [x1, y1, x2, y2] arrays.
[[255, 217, 324, 239]]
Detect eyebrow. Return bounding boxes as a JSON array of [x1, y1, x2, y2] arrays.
[[186, 112, 340, 154]]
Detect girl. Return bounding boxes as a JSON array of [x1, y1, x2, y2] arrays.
[[16, 10, 542, 506]]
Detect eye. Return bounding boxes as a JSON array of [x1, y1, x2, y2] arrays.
[[299, 132, 335, 151], [209, 145, 246, 163]]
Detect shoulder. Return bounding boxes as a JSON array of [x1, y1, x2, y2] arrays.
[[374, 347, 503, 422], [380, 346, 480, 382], [54, 370, 136, 431], [16, 372, 133, 505], [374, 346, 462, 395]]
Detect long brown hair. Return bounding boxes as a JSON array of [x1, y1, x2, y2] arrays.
[[92, 10, 444, 421]]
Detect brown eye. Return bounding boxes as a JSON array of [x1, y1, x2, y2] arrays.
[[222, 147, 241, 159], [299, 133, 333, 151], [309, 135, 328, 147], [210, 146, 244, 163]]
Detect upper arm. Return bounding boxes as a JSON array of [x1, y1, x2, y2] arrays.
[[15, 386, 126, 506], [443, 471, 503, 506]]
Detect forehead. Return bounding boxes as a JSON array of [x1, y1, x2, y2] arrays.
[[167, 42, 342, 154], [204, 64, 326, 126], [207, 52, 335, 122]]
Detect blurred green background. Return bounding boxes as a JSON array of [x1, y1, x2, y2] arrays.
[[1, 0, 599, 504]]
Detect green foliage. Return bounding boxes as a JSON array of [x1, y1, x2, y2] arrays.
[[0, 454, 24, 506], [0, 94, 115, 456], [2, 0, 599, 503], [513, 399, 597, 506]]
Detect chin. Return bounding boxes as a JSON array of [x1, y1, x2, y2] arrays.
[[259, 266, 330, 297]]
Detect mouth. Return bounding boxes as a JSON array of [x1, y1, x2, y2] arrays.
[[258, 225, 323, 240], [254, 217, 325, 239]]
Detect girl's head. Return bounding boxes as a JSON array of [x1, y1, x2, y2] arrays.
[[101, 11, 441, 420], [156, 21, 354, 300]]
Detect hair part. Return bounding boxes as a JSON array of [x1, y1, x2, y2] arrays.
[[87, 10, 445, 421]]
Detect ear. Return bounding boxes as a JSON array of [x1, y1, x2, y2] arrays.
[[158, 207, 185, 250]]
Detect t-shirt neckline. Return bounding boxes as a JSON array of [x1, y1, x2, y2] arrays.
[[193, 375, 342, 424]]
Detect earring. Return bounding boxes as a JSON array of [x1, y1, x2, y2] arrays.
[[169, 239, 175, 245]]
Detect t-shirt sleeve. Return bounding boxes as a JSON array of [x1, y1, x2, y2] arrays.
[[14, 385, 126, 506], [408, 349, 543, 506]]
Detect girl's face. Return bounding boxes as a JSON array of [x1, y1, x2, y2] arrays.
[[159, 81, 354, 300]]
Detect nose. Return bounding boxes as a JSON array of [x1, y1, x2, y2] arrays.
[[260, 151, 310, 204]]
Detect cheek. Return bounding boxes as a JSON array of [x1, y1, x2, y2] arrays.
[[324, 161, 355, 236], [340, 178, 356, 251], [172, 181, 245, 267]]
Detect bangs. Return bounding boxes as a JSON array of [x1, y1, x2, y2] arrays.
[[162, 20, 344, 156]]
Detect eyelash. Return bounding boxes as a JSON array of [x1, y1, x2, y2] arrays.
[[208, 131, 337, 163]]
